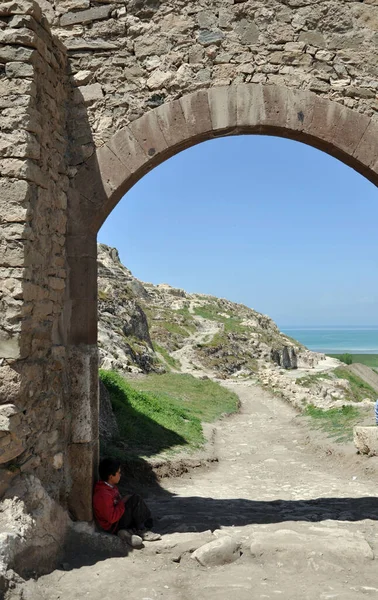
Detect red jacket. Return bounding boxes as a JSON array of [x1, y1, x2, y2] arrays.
[[93, 481, 125, 532]]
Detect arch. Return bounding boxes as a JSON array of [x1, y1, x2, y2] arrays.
[[64, 83, 378, 520], [73, 84, 378, 234]]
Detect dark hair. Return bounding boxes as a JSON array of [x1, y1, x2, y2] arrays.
[[99, 458, 121, 482]]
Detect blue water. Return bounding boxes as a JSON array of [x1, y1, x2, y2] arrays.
[[281, 328, 378, 354]]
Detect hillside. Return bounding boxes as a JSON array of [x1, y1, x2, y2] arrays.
[[97, 244, 378, 455], [97, 244, 322, 379]]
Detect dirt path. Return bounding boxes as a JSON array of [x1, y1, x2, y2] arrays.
[[171, 312, 221, 376], [30, 382, 378, 600]]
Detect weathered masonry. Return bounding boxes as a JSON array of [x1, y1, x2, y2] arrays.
[[1, 0, 378, 521]]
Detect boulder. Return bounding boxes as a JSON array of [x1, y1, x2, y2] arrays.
[[354, 426, 378, 456], [122, 302, 153, 348], [191, 535, 241, 567]]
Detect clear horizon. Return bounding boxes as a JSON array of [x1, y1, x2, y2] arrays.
[[98, 135, 378, 328]]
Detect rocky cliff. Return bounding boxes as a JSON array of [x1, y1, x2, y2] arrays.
[[98, 244, 322, 379]]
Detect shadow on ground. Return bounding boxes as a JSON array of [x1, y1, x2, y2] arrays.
[[61, 453, 378, 571]]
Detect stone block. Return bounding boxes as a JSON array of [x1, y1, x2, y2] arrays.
[[5, 62, 34, 78], [0, 331, 20, 360], [0, 158, 45, 188], [235, 19, 259, 45], [108, 127, 148, 175], [146, 69, 174, 90], [128, 110, 168, 159], [0, 27, 39, 49], [0, 1, 42, 19], [74, 83, 103, 105], [74, 146, 125, 216], [198, 29, 225, 47], [208, 85, 237, 133], [330, 107, 370, 157], [285, 88, 317, 134], [67, 442, 96, 521], [68, 299, 97, 345], [0, 46, 36, 64], [354, 426, 378, 456], [68, 346, 98, 444], [354, 119, 378, 171], [180, 90, 212, 139], [236, 83, 264, 129], [68, 256, 97, 302], [0, 77, 36, 97], [72, 70, 92, 86], [134, 34, 171, 59], [154, 99, 190, 149], [299, 31, 326, 48], [60, 5, 112, 26]]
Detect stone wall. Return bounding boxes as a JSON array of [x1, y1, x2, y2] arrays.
[[0, 1, 71, 503], [1, 0, 378, 525], [45, 0, 378, 169]]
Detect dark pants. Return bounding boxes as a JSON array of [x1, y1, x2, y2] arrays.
[[115, 494, 152, 532]]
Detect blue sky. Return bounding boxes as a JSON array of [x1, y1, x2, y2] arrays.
[[98, 135, 378, 327]]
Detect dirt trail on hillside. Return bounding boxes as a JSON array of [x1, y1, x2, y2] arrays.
[[171, 313, 221, 376], [26, 382, 378, 600]]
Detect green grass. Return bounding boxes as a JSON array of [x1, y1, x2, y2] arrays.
[[193, 304, 230, 322], [99, 370, 204, 457], [157, 321, 192, 337], [153, 343, 181, 370], [328, 354, 378, 368], [99, 371, 239, 461], [333, 367, 376, 402], [129, 372, 240, 423], [304, 404, 362, 443]]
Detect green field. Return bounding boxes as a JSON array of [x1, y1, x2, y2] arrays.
[[328, 354, 378, 368]]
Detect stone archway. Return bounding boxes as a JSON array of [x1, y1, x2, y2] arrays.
[[2, 0, 378, 525], [67, 83, 378, 518]]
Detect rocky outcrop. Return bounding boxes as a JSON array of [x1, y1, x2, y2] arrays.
[[97, 244, 321, 378], [271, 347, 298, 369], [0, 475, 70, 594]]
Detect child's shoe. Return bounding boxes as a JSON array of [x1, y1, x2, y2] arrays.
[[117, 529, 143, 548]]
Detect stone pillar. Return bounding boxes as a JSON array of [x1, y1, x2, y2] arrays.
[[65, 230, 99, 520]]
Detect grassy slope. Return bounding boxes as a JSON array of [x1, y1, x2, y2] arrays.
[[100, 370, 239, 459], [303, 405, 362, 443], [328, 354, 378, 368], [299, 367, 376, 443], [130, 372, 240, 423]]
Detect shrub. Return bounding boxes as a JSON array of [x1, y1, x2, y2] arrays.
[[339, 353, 353, 365]]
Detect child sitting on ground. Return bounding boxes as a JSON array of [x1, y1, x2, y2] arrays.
[[93, 457, 161, 548]]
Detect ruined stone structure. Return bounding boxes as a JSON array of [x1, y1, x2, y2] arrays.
[[1, 0, 378, 522]]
